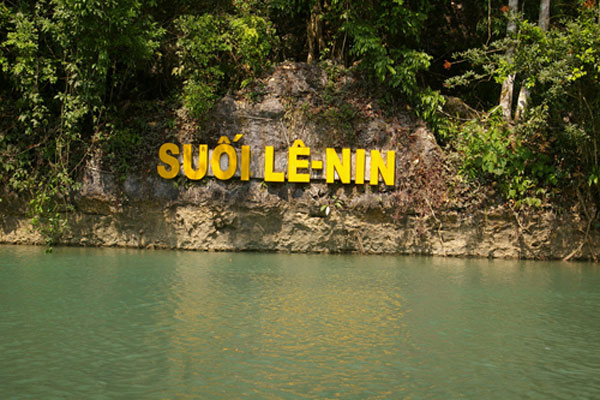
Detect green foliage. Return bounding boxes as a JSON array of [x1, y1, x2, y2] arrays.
[[268, 0, 438, 123], [447, 3, 600, 205], [29, 173, 80, 248], [348, 25, 430, 96], [337, 0, 442, 131], [0, 0, 163, 243], [416, 88, 446, 136], [320, 194, 343, 212], [173, 11, 276, 118], [450, 110, 554, 207]]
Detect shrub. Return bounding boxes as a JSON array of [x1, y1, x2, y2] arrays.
[[173, 11, 276, 119]]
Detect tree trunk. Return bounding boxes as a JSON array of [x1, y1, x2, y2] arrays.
[[515, 83, 529, 121], [307, 1, 325, 64], [500, 73, 516, 121], [500, 0, 519, 121], [516, 0, 550, 120], [539, 0, 550, 31]]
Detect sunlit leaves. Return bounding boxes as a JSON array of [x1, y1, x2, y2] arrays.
[[174, 12, 276, 118]]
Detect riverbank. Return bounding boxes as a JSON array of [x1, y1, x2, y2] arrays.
[[1, 178, 597, 260]]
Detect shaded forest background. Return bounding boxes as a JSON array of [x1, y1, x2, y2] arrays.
[[2, 0, 600, 240]]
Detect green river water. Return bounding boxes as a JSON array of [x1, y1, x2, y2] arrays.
[[1, 245, 599, 399]]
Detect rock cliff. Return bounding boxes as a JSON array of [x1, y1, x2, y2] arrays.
[[1, 62, 598, 260]]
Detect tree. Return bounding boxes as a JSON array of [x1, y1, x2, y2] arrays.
[[539, 0, 550, 31], [0, 0, 164, 243], [515, 0, 550, 121], [500, 0, 519, 121], [306, 0, 325, 63]]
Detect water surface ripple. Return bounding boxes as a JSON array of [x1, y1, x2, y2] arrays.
[[1, 246, 599, 399]]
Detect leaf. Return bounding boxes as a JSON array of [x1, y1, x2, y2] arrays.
[[240, 77, 253, 89]]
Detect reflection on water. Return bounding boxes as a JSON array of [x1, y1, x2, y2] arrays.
[[1, 246, 599, 399]]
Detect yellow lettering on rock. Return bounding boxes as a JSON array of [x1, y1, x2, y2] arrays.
[[355, 149, 366, 184], [288, 140, 310, 183], [326, 148, 351, 184], [157, 143, 180, 179], [240, 145, 251, 181], [264, 146, 285, 182], [370, 150, 396, 186], [183, 144, 208, 180], [211, 137, 237, 180]]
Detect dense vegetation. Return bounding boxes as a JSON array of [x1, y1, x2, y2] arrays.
[[1, 0, 599, 242]]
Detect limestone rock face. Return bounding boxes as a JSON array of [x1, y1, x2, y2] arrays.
[[76, 157, 118, 215], [1, 62, 598, 260]]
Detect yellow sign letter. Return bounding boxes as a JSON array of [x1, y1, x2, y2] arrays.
[[370, 150, 396, 186], [240, 145, 251, 181], [211, 137, 237, 180], [264, 146, 285, 182], [157, 143, 180, 179], [355, 149, 366, 184], [288, 140, 311, 183], [326, 148, 351, 184], [183, 144, 208, 180]]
